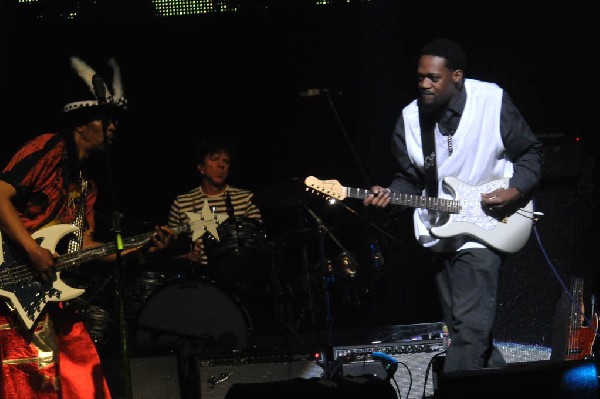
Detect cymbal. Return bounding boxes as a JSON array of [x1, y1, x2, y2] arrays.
[[254, 177, 315, 209]]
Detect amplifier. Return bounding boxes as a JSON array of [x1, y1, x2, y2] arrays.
[[333, 339, 445, 399], [333, 339, 445, 361], [333, 339, 552, 399], [195, 352, 323, 399], [102, 354, 182, 399]]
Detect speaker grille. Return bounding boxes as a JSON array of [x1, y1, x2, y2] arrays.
[[102, 354, 181, 399]]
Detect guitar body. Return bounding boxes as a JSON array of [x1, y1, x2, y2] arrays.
[[566, 312, 599, 360], [430, 176, 534, 253], [0, 224, 85, 329]]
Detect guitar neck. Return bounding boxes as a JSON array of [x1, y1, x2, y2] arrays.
[[570, 275, 586, 329], [56, 223, 190, 271], [5, 223, 190, 285], [345, 187, 461, 213]]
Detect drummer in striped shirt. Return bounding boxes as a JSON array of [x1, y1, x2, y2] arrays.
[[167, 135, 263, 281]]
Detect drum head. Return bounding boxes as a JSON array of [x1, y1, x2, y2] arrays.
[[137, 277, 251, 352]]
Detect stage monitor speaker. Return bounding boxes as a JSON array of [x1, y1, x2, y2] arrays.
[[433, 357, 599, 399], [102, 354, 182, 399], [223, 375, 397, 399], [195, 353, 324, 399], [334, 339, 445, 399]]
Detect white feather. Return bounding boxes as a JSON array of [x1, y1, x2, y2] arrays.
[[69, 56, 96, 95], [107, 58, 124, 99]]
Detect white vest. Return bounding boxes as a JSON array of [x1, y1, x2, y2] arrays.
[[402, 79, 514, 252]]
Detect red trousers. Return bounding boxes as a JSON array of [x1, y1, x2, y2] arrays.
[[0, 307, 111, 399]]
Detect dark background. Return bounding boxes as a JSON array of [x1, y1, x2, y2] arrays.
[[1, 1, 599, 349]]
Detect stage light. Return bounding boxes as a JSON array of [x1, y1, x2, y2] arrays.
[[561, 360, 599, 399]]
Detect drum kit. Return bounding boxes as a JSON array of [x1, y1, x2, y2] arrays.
[[83, 179, 373, 355]]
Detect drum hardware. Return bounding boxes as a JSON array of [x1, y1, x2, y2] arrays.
[[327, 252, 358, 279], [261, 243, 306, 344], [262, 202, 367, 348], [299, 202, 362, 365]]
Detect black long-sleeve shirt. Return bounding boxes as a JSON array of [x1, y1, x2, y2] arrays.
[[389, 88, 543, 199]]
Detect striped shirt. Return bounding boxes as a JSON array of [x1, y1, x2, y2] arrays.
[[167, 185, 262, 265]]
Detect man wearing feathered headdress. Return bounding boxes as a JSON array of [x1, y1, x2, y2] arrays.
[[0, 56, 174, 398]]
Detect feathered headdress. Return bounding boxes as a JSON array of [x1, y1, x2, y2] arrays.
[[63, 56, 128, 114]]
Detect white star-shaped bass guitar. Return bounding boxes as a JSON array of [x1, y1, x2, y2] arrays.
[[185, 199, 229, 241]]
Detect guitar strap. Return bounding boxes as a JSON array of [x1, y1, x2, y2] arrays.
[[419, 108, 438, 197], [66, 176, 88, 254]]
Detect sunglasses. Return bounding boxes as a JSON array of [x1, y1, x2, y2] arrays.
[[94, 116, 119, 126]]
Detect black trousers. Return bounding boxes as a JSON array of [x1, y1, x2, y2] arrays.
[[435, 247, 506, 373]]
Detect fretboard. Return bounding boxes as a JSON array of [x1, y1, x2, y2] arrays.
[[345, 187, 461, 213]]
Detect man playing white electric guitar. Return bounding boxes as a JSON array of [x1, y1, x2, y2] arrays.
[[363, 39, 544, 375]]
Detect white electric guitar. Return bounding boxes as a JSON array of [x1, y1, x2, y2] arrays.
[[304, 175, 540, 254]]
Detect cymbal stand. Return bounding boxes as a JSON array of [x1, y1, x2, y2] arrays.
[[267, 241, 305, 346], [301, 202, 360, 374], [300, 240, 318, 336]]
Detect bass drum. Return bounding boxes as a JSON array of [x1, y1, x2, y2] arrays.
[[136, 276, 252, 352]]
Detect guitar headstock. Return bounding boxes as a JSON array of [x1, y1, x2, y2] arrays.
[[304, 176, 347, 201]]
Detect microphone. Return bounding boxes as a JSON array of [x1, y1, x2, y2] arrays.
[[298, 88, 341, 97], [92, 73, 108, 105]]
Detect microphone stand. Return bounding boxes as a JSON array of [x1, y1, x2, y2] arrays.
[[301, 202, 360, 378], [94, 85, 132, 398], [110, 210, 131, 399], [323, 90, 371, 188]]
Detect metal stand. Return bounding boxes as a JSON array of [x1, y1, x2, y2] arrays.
[[110, 212, 132, 399], [300, 202, 361, 374], [267, 240, 306, 347], [95, 84, 132, 397]]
